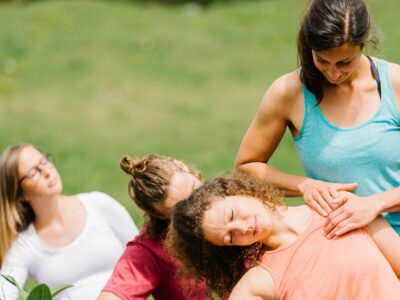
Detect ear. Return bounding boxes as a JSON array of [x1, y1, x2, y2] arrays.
[[172, 159, 189, 172]]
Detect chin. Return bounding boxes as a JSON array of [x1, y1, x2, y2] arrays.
[[53, 180, 63, 194], [326, 74, 350, 85]]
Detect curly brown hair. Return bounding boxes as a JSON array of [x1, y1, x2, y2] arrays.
[[120, 153, 202, 239], [166, 175, 284, 299]]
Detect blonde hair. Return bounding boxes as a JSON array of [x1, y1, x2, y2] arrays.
[[0, 144, 35, 267]]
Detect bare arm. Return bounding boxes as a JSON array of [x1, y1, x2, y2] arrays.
[[389, 62, 400, 112], [235, 72, 304, 195], [234, 72, 357, 216], [367, 215, 400, 278], [229, 266, 276, 300], [97, 291, 122, 300]]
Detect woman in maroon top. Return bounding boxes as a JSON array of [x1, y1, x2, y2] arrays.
[[98, 154, 205, 300]]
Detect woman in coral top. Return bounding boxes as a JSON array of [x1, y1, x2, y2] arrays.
[[168, 175, 400, 300]]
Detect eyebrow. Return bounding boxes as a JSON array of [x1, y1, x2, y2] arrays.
[[316, 53, 354, 63]]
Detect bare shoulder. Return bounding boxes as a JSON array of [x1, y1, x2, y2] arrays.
[[388, 61, 400, 76], [262, 70, 302, 106], [256, 70, 303, 121], [229, 265, 276, 300]]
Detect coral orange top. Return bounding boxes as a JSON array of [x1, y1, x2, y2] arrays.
[[257, 211, 400, 299]]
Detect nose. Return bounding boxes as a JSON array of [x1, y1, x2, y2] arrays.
[[229, 220, 250, 234], [39, 164, 52, 178], [327, 66, 340, 81]]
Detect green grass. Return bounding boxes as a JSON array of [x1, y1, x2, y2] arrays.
[[1, 0, 399, 295], [0, 0, 311, 222], [1, 0, 399, 224]]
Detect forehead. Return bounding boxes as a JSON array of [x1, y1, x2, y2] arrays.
[[314, 43, 361, 61], [155, 171, 201, 217], [202, 199, 226, 245], [18, 146, 43, 174], [168, 171, 200, 202], [202, 196, 240, 245]]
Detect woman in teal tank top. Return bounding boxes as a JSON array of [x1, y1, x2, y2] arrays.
[[234, 0, 400, 238]]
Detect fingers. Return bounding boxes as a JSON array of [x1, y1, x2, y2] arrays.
[[324, 208, 348, 238], [334, 222, 357, 236], [326, 218, 356, 239], [313, 191, 333, 216], [320, 189, 338, 211], [332, 193, 348, 207], [310, 199, 328, 217], [336, 182, 358, 191]]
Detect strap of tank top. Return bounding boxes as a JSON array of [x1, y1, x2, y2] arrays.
[[366, 56, 381, 98]]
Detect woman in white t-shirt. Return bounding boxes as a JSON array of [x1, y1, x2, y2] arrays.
[[0, 144, 139, 300]]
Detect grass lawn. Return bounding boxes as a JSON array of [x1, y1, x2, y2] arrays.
[[0, 0, 399, 296]]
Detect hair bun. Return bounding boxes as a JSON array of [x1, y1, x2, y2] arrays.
[[120, 155, 148, 175], [120, 155, 135, 175]]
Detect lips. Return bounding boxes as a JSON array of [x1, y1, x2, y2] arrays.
[[48, 178, 57, 187], [253, 216, 258, 236]]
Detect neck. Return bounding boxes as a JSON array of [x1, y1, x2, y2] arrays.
[[31, 194, 64, 230], [262, 205, 312, 250]]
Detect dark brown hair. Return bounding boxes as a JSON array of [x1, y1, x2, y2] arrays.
[[167, 175, 284, 299], [120, 154, 202, 239], [298, 0, 377, 103]]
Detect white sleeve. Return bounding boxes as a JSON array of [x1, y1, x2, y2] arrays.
[[89, 192, 139, 245], [0, 240, 29, 300]]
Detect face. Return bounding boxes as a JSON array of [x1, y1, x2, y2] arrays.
[[18, 146, 62, 201], [312, 42, 362, 85], [155, 162, 202, 218], [202, 195, 273, 246]]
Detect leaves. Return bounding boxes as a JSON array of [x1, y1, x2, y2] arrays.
[[0, 274, 29, 299], [50, 284, 73, 297], [1, 274, 73, 299], [26, 284, 51, 300]]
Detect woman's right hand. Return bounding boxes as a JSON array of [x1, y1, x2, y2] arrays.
[[298, 179, 358, 216]]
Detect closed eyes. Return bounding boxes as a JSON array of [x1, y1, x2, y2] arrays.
[[337, 60, 351, 66], [229, 209, 234, 244], [317, 57, 352, 66]]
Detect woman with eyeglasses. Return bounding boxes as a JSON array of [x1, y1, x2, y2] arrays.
[[0, 144, 139, 300]]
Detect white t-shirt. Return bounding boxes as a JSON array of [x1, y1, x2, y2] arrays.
[[0, 191, 139, 300]]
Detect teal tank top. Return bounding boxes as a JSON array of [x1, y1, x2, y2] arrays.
[[294, 58, 400, 234]]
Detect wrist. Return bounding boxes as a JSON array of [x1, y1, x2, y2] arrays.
[[296, 177, 314, 194], [369, 195, 386, 214]]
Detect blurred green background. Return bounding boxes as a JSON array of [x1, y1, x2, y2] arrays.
[[1, 0, 399, 296], [0, 0, 399, 255]]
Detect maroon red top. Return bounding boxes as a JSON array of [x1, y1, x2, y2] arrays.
[[102, 228, 206, 300]]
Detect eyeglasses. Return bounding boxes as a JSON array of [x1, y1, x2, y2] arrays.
[[19, 153, 55, 184]]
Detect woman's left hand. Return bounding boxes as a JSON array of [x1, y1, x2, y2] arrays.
[[324, 191, 381, 239]]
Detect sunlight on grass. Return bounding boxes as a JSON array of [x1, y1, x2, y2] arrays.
[[0, 0, 398, 230]]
